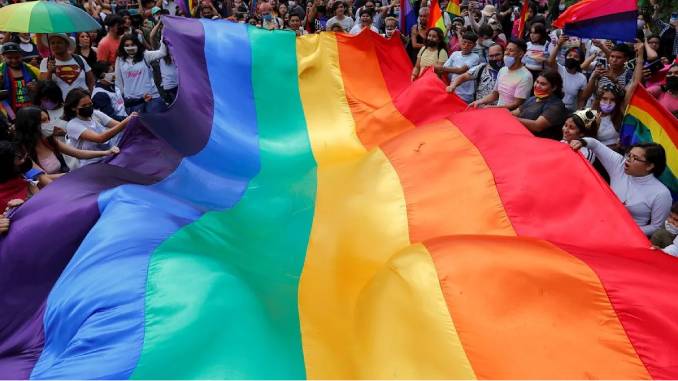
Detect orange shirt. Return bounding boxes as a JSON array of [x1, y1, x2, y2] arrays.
[[96, 35, 120, 65]]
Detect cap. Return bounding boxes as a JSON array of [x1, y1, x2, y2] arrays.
[[151, 6, 161, 14], [1, 42, 21, 55], [48, 33, 76, 50]]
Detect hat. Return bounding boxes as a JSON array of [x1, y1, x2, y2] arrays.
[[1, 42, 21, 55], [151, 6, 161, 14], [481, 4, 496, 17], [48, 33, 76, 50], [572, 108, 598, 131]]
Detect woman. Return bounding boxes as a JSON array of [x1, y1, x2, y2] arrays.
[[647, 63, 678, 116], [278, 3, 290, 26], [513, 70, 567, 140], [326, 1, 354, 32], [14, 106, 120, 177], [406, 7, 429, 64], [0, 141, 35, 211], [561, 108, 598, 163], [592, 83, 625, 148], [570, 139, 671, 236], [32, 80, 65, 137], [91, 62, 127, 121], [547, 34, 587, 112], [115, 34, 167, 114], [75, 32, 98, 68], [63, 88, 135, 166], [411, 27, 448, 80], [523, 22, 549, 80]]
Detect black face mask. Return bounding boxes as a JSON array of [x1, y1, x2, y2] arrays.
[[78, 104, 94, 118], [565, 58, 579, 70], [425, 39, 437, 47], [488, 59, 502, 70], [666, 76, 678, 91]]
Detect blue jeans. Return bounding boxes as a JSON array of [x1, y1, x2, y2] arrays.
[[125, 97, 167, 114]]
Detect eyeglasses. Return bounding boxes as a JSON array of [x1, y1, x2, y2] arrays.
[[624, 153, 648, 163]]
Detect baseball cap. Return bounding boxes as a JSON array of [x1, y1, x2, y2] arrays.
[[1, 42, 21, 55]]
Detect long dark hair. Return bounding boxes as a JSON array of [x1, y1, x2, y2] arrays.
[[32, 80, 64, 108], [63, 88, 91, 121], [0, 140, 20, 182], [116, 34, 145, 63], [14, 106, 45, 166], [529, 22, 547, 45], [593, 85, 625, 130], [427, 27, 446, 51], [539, 70, 563, 99]]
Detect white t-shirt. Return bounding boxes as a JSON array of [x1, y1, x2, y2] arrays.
[[597, 115, 619, 146], [115, 48, 166, 100], [523, 41, 548, 71], [349, 24, 379, 35], [557, 64, 587, 112], [40, 55, 91, 100], [444, 51, 480, 103], [65, 110, 116, 166], [327, 15, 354, 31], [494, 66, 533, 107], [159, 58, 178, 90]]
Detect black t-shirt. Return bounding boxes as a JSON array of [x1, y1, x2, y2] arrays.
[[518, 94, 566, 140]]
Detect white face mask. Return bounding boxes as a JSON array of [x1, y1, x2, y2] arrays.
[[41, 122, 54, 137], [124, 46, 138, 56], [288, 1, 296, 6], [666, 220, 678, 235], [103, 72, 115, 82]]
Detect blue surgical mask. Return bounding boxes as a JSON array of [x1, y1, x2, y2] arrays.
[[263, 13, 272, 21], [503, 55, 515, 68]]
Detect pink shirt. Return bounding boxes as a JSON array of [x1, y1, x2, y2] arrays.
[[648, 85, 678, 116]]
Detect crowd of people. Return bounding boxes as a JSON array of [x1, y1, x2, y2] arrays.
[[0, 0, 677, 256]]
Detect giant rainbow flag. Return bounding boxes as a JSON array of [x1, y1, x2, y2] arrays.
[[620, 85, 678, 198], [552, 0, 637, 42], [2, 17, 678, 379]]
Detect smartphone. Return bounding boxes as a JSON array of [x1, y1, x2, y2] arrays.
[[596, 57, 608, 69]]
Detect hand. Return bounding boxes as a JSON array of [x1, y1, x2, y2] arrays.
[[446, 84, 456, 93], [107, 146, 121, 155], [46, 58, 56, 73], [143, 94, 152, 102], [558, 34, 568, 46], [433, 64, 444, 75], [591, 39, 604, 48], [129, 111, 139, 119], [467, 100, 481, 109], [634, 40, 644, 57], [642, 68, 652, 80], [0, 217, 8, 234], [6, 199, 24, 210], [569, 139, 583, 151], [591, 66, 605, 79]]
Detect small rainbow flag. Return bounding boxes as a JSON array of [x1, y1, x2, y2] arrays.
[[399, 0, 417, 35], [552, 0, 637, 42], [445, 0, 460, 16], [427, 0, 447, 34], [620, 85, 678, 198], [1, 17, 678, 380], [517, 0, 529, 38]]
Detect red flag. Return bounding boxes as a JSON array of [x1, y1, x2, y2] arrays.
[[517, 0, 529, 38]]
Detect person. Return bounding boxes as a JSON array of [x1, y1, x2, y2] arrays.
[[406, 7, 429, 64], [570, 138, 671, 236], [650, 4, 677, 61], [592, 83, 626, 148], [349, 8, 379, 35], [115, 34, 167, 114], [447, 16, 464, 53], [92, 62, 127, 121], [523, 22, 549, 79], [260, 2, 283, 29], [97, 15, 125, 66], [32, 80, 67, 136], [0, 141, 35, 211], [512, 70, 567, 140], [287, 14, 307, 36], [469, 38, 532, 110], [647, 63, 678, 115], [278, 3, 290, 25], [75, 32, 98, 68], [561, 108, 598, 163], [581, 43, 634, 103], [651, 202, 678, 249], [15, 33, 40, 66], [472, 24, 495, 63], [437, 31, 481, 103], [39, 33, 95, 99], [306, 0, 330, 32], [411, 27, 448, 80], [327, 1, 354, 32], [0, 42, 39, 114], [546, 34, 587, 112], [62, 88, 135, 166], [447, 43, 504, 105], [14, 106, 120, 177]]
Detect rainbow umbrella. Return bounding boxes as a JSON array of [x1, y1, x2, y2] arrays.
[[0, 0, 101, 33]]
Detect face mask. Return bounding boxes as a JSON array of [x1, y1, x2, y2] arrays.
[[564, 58, 579, 70], [426, 39, 437, 47], [124, 46, 138, 56], [386, 28, 395, 37], [41, 122, 54, 137], [599, 101, 616, 114], [666, 76, 678, 91], [41, 99, 58, 110], [289, 0, 296, 6], [534, 87, 549, 98], [103, 72, 115, 82], [78, 104, 94, 118], [489, 59, 503, 70], [503, 55, 515, 68], [666, 220, 678, 235]]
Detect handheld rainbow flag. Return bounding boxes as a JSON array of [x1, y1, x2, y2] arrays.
[[399, 0, 417, 35], [552, 0, 637, 42], [1, 17, 678, 380], [445, 0, 460, 16], [177, 0, 194, 17], [517, 0, 529, 39], [620, 85, 678, 198], [427, 0, 447, 33]]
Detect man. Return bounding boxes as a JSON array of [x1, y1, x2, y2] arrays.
[[581, 43, 634, 103], [287, 14, 307, 35], [39, 34, 95, 99], [447, 43, 504, 105], [97, 15, 124, 66], [469, 38, 532, 110], [0, 42, 39, 114], [651, 3, 677, 61], [438, 31, 481, 103], [349, 8, 379, 35]]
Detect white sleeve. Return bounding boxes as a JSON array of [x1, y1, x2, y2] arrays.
[[114, 58, 124, 97], [641, 190, 673, 236], [663, 235, 678, 257], [39, 58, 48, 73], [65, 120, 87, 140], [144, 45, 167, 64], [443, 53, 455, 68], [582, 137, 625, 180], [94, 110, 113, 127]]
